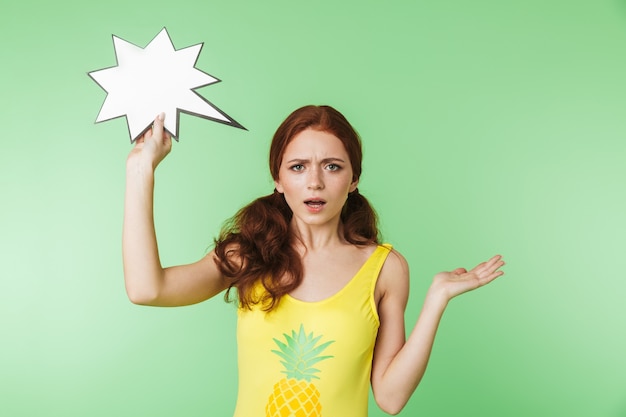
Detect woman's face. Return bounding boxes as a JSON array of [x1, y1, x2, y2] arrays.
[[274, 128, 358, 228]]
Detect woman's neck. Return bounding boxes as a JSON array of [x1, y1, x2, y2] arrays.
[[289, 218, 347, 252]]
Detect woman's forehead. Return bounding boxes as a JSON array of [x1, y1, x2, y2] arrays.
[[282, 129, 348, 159]]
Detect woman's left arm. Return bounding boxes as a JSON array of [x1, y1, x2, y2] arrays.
[[371, 252, 505, 415]]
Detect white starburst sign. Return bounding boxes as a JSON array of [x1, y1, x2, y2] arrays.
[[89, 27, 245, 142]]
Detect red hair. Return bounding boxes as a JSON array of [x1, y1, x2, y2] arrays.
[[214, 105, 379, 310]]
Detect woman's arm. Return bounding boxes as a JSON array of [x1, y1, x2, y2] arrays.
[[371, 252, 505, 415], [122, 114, 227, 307]]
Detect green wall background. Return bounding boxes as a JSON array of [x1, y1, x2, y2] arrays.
[[2, 0, 625, 416]]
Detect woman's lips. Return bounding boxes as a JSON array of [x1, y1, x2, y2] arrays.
[[304, 199, 326, 211]]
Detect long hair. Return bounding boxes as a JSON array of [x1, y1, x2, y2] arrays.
[[214, 105, 379, 310]]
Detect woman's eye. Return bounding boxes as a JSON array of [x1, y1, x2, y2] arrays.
[[290, 164, 304, 171], [326, 164, 341, 171]]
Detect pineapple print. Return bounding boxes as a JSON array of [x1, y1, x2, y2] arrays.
[[265, 324, 334, 417]]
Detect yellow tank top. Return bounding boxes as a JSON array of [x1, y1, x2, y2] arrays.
[[233, 244, 392, 417]]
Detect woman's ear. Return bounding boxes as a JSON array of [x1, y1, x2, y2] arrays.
[[349, 178, 359, 193], [274, 180, 284, 193]]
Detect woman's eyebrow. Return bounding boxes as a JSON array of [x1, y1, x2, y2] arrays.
[[285, 157, 346, 164]]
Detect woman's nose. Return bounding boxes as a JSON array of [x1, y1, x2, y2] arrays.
[[307, 167, 324, 190]]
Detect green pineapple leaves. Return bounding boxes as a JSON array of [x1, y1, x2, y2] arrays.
[[271, 324, 335, 382]]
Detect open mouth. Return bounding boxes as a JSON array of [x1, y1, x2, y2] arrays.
[[304, 199, 326, 209]]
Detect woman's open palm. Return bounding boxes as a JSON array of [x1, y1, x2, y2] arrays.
[[433, 255, 505, 301]]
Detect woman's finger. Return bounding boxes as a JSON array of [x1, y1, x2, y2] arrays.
[[152, 112, 165, 137], [483, 255, 501, 269], [473, 255, 502, 274], [479, 269, 505, 286]]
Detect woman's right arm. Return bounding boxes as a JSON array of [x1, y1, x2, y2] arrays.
[[122, 114, 228, 307]]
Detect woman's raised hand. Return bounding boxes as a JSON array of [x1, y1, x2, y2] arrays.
[[431, 255, 505, 301], [127, 113, 172, 171]]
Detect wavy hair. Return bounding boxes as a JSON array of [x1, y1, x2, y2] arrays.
[[214, 105, 379, 310]]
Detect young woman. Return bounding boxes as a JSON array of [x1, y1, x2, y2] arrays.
[[123, 105, 504, 416]]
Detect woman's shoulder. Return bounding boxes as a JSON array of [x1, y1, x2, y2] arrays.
[[352, 243, 408, 272], [379, 244, 408, 270], [376, 244, 410, 300]]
